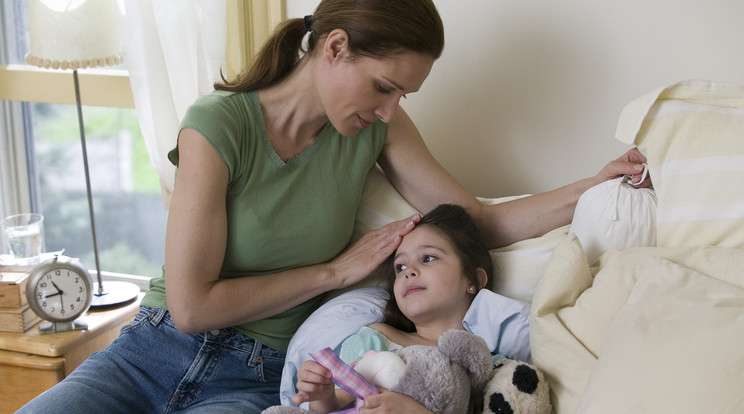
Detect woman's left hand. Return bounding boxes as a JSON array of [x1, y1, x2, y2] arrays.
[[359, 390, 434, 414], [595, 148, 652, 188]]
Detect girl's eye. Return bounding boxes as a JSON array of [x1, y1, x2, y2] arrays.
[[422, 254, 436, 263], [394, 263, 407, 274]]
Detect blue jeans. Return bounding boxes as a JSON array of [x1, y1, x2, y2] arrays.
[[17, 306, 285, 413]]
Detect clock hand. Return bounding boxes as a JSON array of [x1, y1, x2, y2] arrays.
[[51, 281, 64, 295]]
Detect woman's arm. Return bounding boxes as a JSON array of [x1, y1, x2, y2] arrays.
[[378, 106, 648, 249], [164, 128, 418, 333]]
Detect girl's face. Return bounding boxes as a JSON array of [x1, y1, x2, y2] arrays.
[[314, 31, 434, 136], [392, 225, 475, 327]]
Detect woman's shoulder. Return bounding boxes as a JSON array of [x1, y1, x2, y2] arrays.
[[187, 90, 256, 115]]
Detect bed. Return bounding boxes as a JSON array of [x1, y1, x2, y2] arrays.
[[280, 79, 744, 413]]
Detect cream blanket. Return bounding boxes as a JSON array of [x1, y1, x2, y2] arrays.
[[531, 234, 744, 413]]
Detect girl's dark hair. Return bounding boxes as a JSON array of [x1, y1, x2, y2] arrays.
[[382, 204, 494, 333], [215, 0, 444, 92]]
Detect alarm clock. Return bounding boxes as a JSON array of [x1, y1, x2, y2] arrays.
[[26, 255, 92, 333]]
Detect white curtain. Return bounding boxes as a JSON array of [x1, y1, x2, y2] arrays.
[[124, 0, 227, 209]]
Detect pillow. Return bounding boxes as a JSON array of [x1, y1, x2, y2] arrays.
[[489, 224, 569, 303], [577, 257, 744, 414], [529, 234, 597, 414], [615, 79, 744, 248], [569, 177, 657, 264], [350, 166, 419, 243], [462, 288, 531, 363], [279, 287, 388, 407]]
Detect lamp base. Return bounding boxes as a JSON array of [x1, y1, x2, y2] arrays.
[[90, 281, 140, 308]]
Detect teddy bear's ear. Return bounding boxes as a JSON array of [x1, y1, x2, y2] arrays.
[[438, 330, 493, 390]]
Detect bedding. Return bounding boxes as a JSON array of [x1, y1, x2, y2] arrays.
[[532, 79, 744, 413], [615, 79, 744, 248], [532, 236, 744, 413]]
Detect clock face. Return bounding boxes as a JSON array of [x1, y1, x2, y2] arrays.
[[29, 263, 92, 322]]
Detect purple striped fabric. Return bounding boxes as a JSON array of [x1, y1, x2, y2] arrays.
[[310, 347, 380, 413]]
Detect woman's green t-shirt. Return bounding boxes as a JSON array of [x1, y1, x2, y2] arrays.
[[141, 90, 388, 351]]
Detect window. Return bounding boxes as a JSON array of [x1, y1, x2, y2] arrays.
[[2, 0, 284, 289], [1, 0, 165, 287]]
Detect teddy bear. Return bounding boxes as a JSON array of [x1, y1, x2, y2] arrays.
[[481, 358, 552, 414], [262, 329, 493, 414]]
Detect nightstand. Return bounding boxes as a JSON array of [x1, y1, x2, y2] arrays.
[[0, 294, 142, 412]]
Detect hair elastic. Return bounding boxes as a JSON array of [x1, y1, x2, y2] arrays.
[[304, 15, 313, 31]]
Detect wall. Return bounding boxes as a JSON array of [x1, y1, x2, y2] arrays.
[[286, 0, 744, 197]]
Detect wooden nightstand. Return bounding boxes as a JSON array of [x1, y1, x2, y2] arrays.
[[0, 294, 142, 413]]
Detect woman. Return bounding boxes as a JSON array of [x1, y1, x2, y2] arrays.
[[19, 0, 647, 413]]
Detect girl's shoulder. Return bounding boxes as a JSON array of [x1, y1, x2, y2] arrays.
[[354, 324, 394, 345], [367, 323, 418, 347], [339, 325, 388, 363]]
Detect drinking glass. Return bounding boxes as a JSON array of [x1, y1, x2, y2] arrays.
[[2, 213, 45, 265]]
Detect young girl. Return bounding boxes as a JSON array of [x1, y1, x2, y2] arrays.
[[292, 204, 530, 413]]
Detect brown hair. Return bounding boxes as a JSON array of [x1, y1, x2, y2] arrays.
[[382, 204, 494, 333], [215, 0, 444, 92]]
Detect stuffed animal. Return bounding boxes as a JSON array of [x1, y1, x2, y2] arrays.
[[481, 358, 552, 414], [262, 329, 493, 414]]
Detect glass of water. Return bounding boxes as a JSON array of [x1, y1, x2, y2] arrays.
[[2, 213, 44, 265]]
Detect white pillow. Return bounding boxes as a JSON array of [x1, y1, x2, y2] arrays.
[[615, 79, 744, 248], [489, 224, 569, 303], [569, 177, 657, 264], [350, 167, 419, 243], [279, 287, 388, 407], [577, 257, 744, 414]]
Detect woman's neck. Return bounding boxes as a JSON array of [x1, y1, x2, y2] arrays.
[[257, 57, 328, 158]]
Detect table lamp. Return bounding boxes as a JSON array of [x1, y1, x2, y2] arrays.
[[25, 0, 139, 307]]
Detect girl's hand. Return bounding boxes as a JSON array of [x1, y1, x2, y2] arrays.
[[359, 390, 435, 414], [291, 360, 335, 406], [595, 148, 652, 188], [327, 214, 420, 289]]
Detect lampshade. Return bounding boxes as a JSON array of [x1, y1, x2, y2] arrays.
[[25, 0, 125, 70]]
